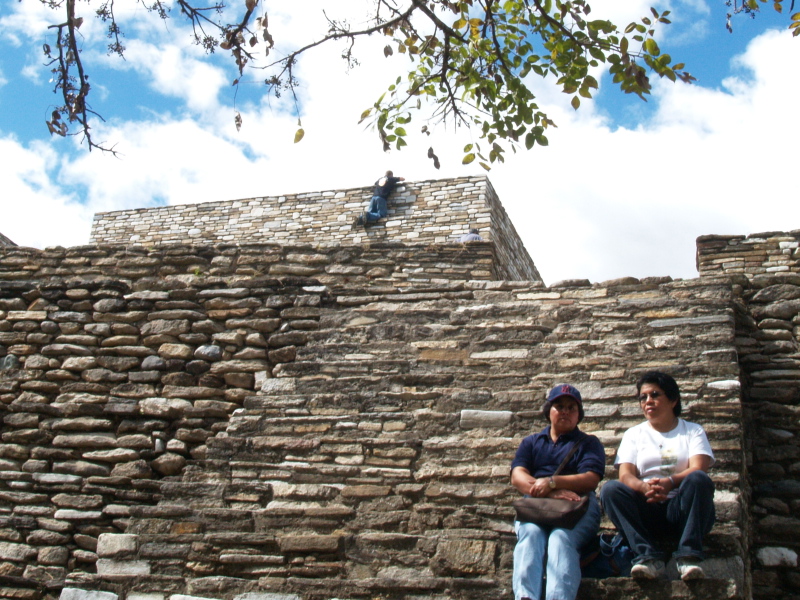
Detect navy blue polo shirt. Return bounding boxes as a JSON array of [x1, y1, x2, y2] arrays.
[[511, 426, 605, 479]]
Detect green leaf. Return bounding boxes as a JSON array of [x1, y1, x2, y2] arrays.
[[462, 153, 476, 165], [464, 143, 474, 152], [453, 18, 467, 29], [589, 47, 605, 61], [294, 128, 305, 143], [571, 96, 580, 110], [644, 38, 660, 56], [525, 132, 535, 149]]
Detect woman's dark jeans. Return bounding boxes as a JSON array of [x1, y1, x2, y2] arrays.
[[599, 471, 715, 564]]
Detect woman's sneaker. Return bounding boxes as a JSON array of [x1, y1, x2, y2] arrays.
[[676, 558, 705, 581], [630, 559, 666, 579]]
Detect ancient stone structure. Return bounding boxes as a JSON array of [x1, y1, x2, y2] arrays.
[[0, 233, 16, 248], [0, 180, 797, 600], [89, 177, 540, 284], [697, 232, 800, 277]]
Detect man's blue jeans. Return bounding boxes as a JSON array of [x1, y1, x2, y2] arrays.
[[599, 471, 715, 564], [364, 195, 387, 222], [513, 492, 600, 600]]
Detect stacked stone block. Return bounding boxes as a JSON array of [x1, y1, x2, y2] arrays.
[[697, 232, 800, 277], [88, 177, 541, 284], [0, 233, 15, 248], [731, 274, 800, 599], [0, 243, 525, 289], [0, 246, 751, 600], [0, 268, 329, 599]]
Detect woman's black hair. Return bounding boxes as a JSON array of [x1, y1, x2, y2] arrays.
[[636, 371, 682, 417]]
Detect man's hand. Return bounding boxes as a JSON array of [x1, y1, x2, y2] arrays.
[[528, 477, 553, 497], [548, 489, 581, 501]]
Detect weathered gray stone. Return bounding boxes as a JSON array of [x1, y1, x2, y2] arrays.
[[111, 459, 153, 479], [95, 558, 151, 575], [52, 433, 116, 448], [194, 344, 223, 361], [210, 359, 269, 374], [82, 448, 140, 463], [141, 319, 191, 337], [141, 355, 167, 370], [151, 453, 187, 476], [53, 510, 103, 520], [756, 546, 798, 567], [0, 541, 37, 561], [431, 538, 496, 575], [459, 409, 513, 428], [37, 545, 69, 565], [60, 588, 119, 600], [140, 397, 193, 418], [96, 533, 138, 558]]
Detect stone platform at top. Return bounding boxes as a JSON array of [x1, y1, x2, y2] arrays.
[[88, 176, 541, 284]]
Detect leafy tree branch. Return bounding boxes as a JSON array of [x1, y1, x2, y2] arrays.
[[34, 0, 798, 162]]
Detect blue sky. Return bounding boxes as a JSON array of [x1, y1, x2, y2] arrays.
[[1, 0, 798, 284]]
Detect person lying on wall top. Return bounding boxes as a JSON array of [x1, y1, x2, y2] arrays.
[[600, 371, 716, 581], [458, 228, 483, 242], [510, 383, 605, 600], [352, 170, 405, 228]]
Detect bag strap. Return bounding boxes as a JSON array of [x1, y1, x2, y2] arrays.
[[552, 437, 586, 477]]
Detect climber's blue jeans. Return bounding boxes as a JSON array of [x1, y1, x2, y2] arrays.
[[513, 492, 600, 600], [364, 195, 387, 222]]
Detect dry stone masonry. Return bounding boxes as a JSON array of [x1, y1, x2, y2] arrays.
[[0, 177, 797, 600], [697, 232, 800, 277], [0, 233, 16, 249], [89, 177, 540, 284]]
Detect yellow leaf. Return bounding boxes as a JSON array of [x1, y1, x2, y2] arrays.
[[294, 128, 305, 143]]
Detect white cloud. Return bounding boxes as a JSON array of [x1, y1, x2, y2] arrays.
[[111, 40, 228, 113], [0, 138, 92, 248]]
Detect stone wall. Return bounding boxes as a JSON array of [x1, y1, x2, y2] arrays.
[[696, 230, 800, 600], [88, 177, 541, 284], [0, 242, 750, 600], [0, 243, 508, 288], [0, 233, 16, 248], [730, 274, 800, 599], [697, 232, 800, 277]]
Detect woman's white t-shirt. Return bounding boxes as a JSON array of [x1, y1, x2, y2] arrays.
[[615, 419, 714, 498]]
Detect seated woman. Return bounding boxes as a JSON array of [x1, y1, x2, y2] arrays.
[[600, 371, 715, 581], [511, 384, 605, 600]]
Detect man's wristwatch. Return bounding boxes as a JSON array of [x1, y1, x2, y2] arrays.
[[548, 476, 556, 489]]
